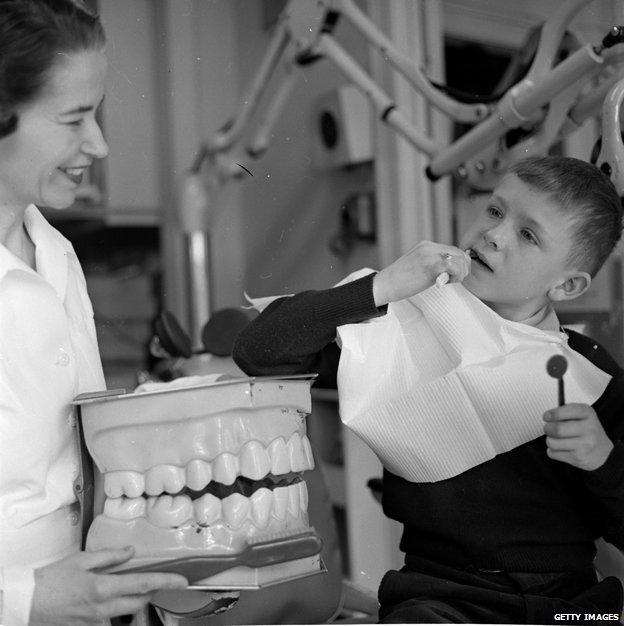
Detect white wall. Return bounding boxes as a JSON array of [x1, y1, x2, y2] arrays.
[[233, 0, 379, 297]]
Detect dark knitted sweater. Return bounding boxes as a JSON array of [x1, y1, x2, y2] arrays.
[[233, 273, 624, 573]]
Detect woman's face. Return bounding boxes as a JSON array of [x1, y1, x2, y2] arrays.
[[0, 48, 108, 211]]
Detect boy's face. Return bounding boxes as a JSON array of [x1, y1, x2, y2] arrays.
[[459, 173, 587, 321]]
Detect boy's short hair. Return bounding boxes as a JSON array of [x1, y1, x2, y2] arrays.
[[509, 156, 623, 277]]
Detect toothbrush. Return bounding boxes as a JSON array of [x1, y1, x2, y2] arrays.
[[115, 527, 323, 583]]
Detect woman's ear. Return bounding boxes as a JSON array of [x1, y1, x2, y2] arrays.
[[547, 272, 591, 302]]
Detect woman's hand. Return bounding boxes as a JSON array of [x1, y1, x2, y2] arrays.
[[543, 403, 614, 471], [372, 241, 471, 307], [30, 546, 188, 625]]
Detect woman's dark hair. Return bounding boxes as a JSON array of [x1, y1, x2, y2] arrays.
[[510, 156, 623, 277], [0, 0, 105, 138]]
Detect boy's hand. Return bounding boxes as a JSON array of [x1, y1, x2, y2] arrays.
[[543, 403, 613, 471], [373, 241, 471, 307]]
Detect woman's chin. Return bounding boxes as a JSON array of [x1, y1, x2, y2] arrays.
[[41, 196, 75, 210]]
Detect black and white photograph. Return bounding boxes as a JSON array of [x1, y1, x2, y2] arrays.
[[0, 1, 623, 624]]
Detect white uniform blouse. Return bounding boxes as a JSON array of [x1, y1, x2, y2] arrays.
[[0, 205, 105, 625]]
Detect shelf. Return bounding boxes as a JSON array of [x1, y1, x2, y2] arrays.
[[41, 204, 163, 227]]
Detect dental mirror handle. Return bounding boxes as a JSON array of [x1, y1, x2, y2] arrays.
[[546, 355, 568, 406]]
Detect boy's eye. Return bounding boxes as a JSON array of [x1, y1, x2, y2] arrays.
[[486, 205, 502, 218], [520, 229, 537, 244]]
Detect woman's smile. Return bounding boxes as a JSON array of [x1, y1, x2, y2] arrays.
[[58, 165, 88, 185]]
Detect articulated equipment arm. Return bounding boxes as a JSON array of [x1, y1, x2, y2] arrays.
[[197, 0, 624, 194]]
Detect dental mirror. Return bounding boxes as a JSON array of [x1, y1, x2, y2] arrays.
[[546, 354, 568, 406]]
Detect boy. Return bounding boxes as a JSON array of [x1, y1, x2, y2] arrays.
[[233, 156, 624, 624]]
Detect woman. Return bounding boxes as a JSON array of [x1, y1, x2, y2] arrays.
[[0, 2, 187, 624]]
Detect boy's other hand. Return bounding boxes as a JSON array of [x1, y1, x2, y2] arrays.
[[30, 546, 188, 625], [543, 403, 614, 471], [373, 241, 471, 307]]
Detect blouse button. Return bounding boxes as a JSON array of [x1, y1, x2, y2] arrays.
[[56, 348, 70, 366]]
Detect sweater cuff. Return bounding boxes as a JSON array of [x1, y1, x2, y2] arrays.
[[317, 272, 386, 328], [1, 566, 35, 626], [584, 440, 624, 494]]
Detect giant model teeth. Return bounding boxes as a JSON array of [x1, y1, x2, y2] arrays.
[[185, 459, 212, 491], [268, 437, 290, 475], [83, 378, 320, 572], [104, 497, 146, 520], [145, 465, 185, 496], [194, 493, 221, 526], [146, 495, 193, 527], [297, 481, 308, 512], [287, 481, 301, 517], [101, 483, 310, 528], [222, 493, 249, 529], [287, 433, 308, 472], [302, 436, 315, 470], [250, 487, 272, 529], [273, 485, 289, 520], [239, 440, 271, 480], [104, 470, 145, 498], [213, 452, 238, 485]]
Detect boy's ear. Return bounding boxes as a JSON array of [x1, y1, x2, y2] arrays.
[[547, 272, 591, 302]]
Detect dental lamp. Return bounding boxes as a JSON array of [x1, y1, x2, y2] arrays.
[[180, 0, 624, 342]]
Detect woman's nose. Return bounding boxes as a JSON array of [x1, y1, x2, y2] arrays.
[[81, 119, 109, 159]]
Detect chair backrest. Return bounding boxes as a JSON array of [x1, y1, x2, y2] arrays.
[[594, 539, 624, 624], [595, 539, 624, 581]]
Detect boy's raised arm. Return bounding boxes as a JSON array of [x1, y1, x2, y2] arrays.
[[233, 272, 384, 387]]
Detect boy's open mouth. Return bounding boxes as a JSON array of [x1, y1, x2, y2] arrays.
[[469, 249, 493, 272]]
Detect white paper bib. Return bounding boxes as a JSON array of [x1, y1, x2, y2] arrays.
[[337, 280, 611, 482]]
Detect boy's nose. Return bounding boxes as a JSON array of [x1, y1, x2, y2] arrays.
[[483, 226, 507, 250]]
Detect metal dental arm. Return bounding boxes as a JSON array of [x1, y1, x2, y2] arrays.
[[197, 0, 624, 194]]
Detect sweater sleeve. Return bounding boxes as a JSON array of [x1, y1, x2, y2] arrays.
[[233, 273, 384, 388], [583, 370, 624, 551], [561, 331, 624, 550]]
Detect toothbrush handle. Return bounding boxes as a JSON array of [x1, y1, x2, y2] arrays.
[[558, 378, 565, 407]]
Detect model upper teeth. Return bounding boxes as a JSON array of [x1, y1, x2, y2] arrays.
[[102, 435, 314, 529]]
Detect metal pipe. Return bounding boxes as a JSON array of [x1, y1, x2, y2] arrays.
[[207, 20, 290, 153], [429, 44, 603, 177], [317, 34, 442, 156], [336, 0, 487, 123]]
